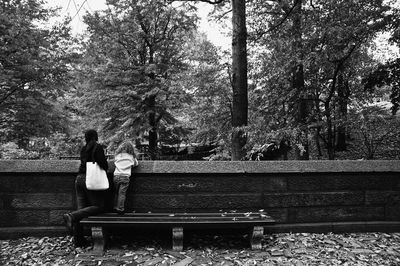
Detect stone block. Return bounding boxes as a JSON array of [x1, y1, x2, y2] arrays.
[[18, 210, 49, 226], [185, 193, 262, 210], [364, 221, 400, 232], [11, 193, 73, 209], [0, 160, 79, 173], [152, 161, 244, 174], [331, 221, 367, 233], [0, 174, 75, 193], [212, 176, 264, 192], [265, 222, 334, 233], [264, 192, 364, 207], [241, 160, 400, 173], [127, 194, 186, 210], [386, 205, 400, 220], [0, 210, 17, 226], [0, 226, 66, 239], [289, 206, 384, 223], [287, 173, 400, 191], [0, 210, 49, 226], [331, 221, 400, 233], [365, 191, 400, 205], [263, 176, 287, 191], [131, 176, 215, 193], [49, 210, 69, 225]]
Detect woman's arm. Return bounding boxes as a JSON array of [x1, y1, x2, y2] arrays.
[[95, 145, 109, 171]]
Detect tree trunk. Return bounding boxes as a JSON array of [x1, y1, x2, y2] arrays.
[[291, 0, 309, 160], [336, 72, 349, 151], [325, 102, 335, 160], [315, 127, 322, 159], [147, 94, 158, 160], [231, 0, 248, 161], [147, 49, 158, 160]]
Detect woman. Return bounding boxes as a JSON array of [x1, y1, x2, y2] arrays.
[[63, 129, 109, 247]]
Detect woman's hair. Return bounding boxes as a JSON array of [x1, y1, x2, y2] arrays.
[[115, 140, 136, 157], [84, 129, 98, 143]]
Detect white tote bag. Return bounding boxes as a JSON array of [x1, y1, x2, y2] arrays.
[[86, 162, 109, 190], [85, 144, 109, 190]]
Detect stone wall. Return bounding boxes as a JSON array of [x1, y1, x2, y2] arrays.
[[0, 160, 399, 238]]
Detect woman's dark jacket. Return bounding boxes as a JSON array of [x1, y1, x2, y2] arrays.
[[78, 142, 108, 174]]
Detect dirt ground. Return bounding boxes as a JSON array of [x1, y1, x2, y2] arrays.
[[1, 232, 400, 265]]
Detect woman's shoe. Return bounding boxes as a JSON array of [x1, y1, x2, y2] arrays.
[[63, 213, 73, 235], [113, 209, 125, 215]]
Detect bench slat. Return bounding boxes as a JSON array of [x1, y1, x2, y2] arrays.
[[84, 213, 272, 218], [80, 220, 272, 229], [97, 212, 271, 218], [84, 217, 273, 222], [81, 218, 273, 223]]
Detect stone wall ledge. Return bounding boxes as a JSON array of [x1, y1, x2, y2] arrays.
[[1, 160, 399, 174], [2, 221, 400, 239]]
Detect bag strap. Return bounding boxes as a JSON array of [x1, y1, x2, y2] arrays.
[[91, 143, 97, 164]]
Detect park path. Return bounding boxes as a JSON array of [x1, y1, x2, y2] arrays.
[[1, 232, 400, 265]]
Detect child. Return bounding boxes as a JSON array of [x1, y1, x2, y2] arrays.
[[113, 140, 138, 214]]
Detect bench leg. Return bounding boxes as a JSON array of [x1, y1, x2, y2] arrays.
[[172, 227, 183, 251], [91, 226, 106, 254], [250, 226, 264, 250]]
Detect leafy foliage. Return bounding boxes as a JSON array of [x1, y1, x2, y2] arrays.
[[0, 0, 75, 148], [1, 0, 399, 160], [348, 105, 400, 159], [246, 0, 397, 160], [76, 0, 199, 156], [364, 58, 400, 114]]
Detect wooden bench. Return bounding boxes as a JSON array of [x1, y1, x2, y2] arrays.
[[80, 212, 275, 253]]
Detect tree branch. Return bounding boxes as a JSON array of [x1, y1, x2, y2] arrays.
[[253, 0, 300, 41], [0, 86, 19, 106], [327, 44, 357, 104], [167, 0, 226, 4]]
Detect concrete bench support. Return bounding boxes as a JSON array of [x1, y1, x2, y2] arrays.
[[172, 227, 184, 251], [251, 226, 264, 250], [91, 227, 105, 254]]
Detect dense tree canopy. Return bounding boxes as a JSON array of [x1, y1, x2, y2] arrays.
[[1, 0, 399, 160], [0, 0, 74, 148], [75, 0, 199, 159]]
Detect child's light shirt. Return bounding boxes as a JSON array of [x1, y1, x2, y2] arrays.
[[113, 153, 138, 177]]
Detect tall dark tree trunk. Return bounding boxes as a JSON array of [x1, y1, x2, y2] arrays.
[[315, 127, 322, 159], [336, 72, 349, 151], [231, 0, 248, 161], [291, 0, 309, 160], [325, 102, 335, 160], [147, 94, 158, 160], [147, 50, 158, 160]]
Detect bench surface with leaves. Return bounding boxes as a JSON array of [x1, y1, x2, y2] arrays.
[[80, 211, 275, 253]]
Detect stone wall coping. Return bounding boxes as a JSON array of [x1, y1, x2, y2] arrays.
[[0, 160, 399, 174]]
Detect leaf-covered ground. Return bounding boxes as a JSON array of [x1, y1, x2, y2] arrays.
[[1, 232, 400, 265]]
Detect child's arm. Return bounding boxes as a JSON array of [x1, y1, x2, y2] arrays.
[[133, 158, 139, 167]]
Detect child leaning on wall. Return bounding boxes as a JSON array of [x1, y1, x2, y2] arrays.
[[113, 140, 138, 214]]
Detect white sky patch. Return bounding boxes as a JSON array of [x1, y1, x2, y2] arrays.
[[371, 32, 400, 63], [44, 0, 231, 49]]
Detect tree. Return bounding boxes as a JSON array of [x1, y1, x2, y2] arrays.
[[79, 0, 198, 158], [349, 106, 400, 159], [170, 0, 248, 160], [0, 0, 74, 147], [364, 58, 400, 115], [230, 0, 248, 160], [180, 33, 232, 155], [247, 0, 394, 160]]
